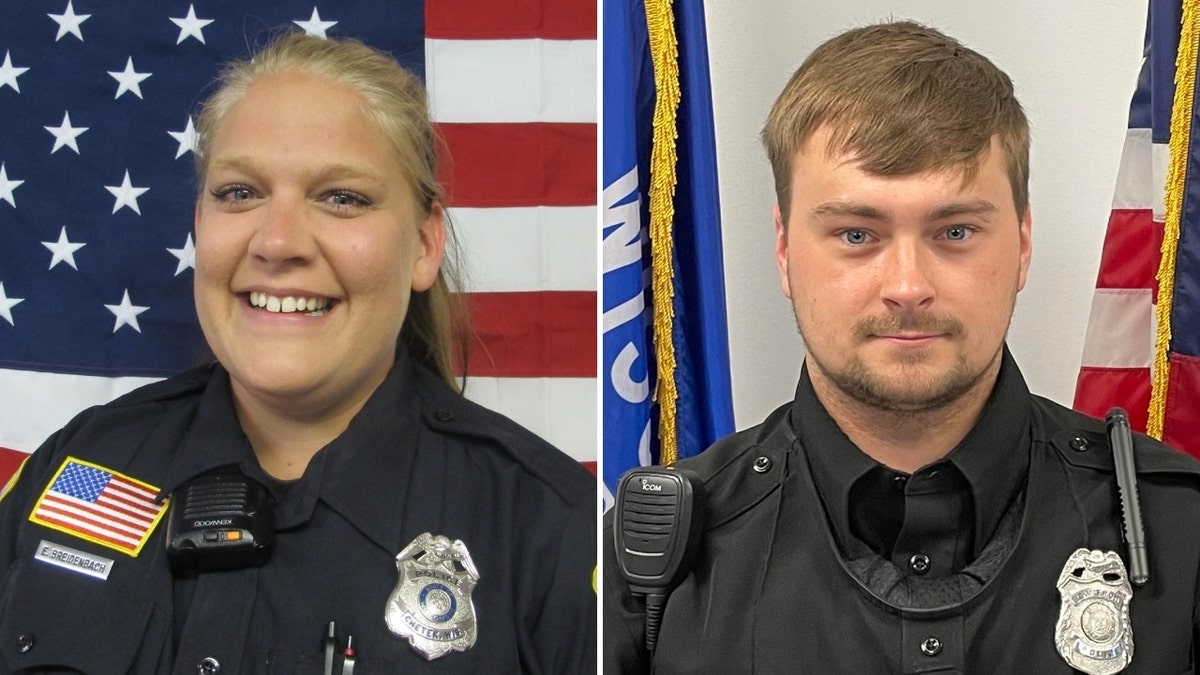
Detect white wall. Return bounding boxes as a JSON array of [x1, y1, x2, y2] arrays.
[[704, 2, 1147, 429]]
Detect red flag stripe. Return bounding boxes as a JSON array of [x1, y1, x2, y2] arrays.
[[461, 291, 596, 378], [32, 511, 139, 552], [36, 502, 145, 544], [1095, 209, 1164, 298], [439, 123, 597, 207], [1073, 367, 1152, 433], [426, 0, 596, 40], [41, 494, 154, 533], [1163, 353, 1200, 458]]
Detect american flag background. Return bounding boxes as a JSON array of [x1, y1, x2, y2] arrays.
[[1074, 0, 1199, 456], [29, 457, 167, 555], [0, 0, 598, 487]]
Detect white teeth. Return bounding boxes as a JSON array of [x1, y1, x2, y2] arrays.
[[248, 292, 330, 314]]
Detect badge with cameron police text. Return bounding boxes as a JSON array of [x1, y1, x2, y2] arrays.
[[1055, 548, 1134, 674], [386, 533, 479, 660]]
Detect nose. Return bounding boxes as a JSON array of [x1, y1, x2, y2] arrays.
[[248, 194, 317, 267], [878, 238, 935, 312]]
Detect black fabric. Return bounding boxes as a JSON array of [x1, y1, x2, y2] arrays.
[[603, 350, 1200, 674], [0, 353, 596, 674], [800, 350, 1031, 584]]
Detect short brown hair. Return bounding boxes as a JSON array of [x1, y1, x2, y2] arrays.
[[195, 32, 468, 390], [762, 21, 1029, 223]]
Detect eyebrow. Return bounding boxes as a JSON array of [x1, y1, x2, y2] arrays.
[[810, 199, 999, 222], [207, 156, 382, 184]]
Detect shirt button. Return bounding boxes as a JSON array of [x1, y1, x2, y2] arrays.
[[15, 633, 33, 653], [197, 657, 221, 674], [434, 410, 454, 422], [752, 456, 772, 473], [921, 636, 943, 656], [1069, 435, 1089, 452], [909, 553, 931, 575], [891, 475, 908, 491]]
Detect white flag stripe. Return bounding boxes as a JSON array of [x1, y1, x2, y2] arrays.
[[1079, 288, 1155, 368], [464, 376, 596, 463], [97, 489, 160, 519], [1111, 128, 1152, 210], [103, 477, 159, 503], [39, 500, 148, 542], [1151, 141, 1169, 222], [0, 369, 159, 453], [46, 491, 155, 529], [3, 370, 599, 462], [454, 206, 596, 292], [427, 39, 597, 124]]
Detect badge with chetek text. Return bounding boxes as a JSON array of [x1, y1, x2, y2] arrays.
[[386, 533, 479, 660], [1055, 548, 1134, 674]]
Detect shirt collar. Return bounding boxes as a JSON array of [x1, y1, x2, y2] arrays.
[[162, 352, 429, 554], [794, 346, 1031, 558]]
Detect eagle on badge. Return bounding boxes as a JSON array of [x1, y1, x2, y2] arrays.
[[1054, 548, 1134, 675], [386, 532, 480, 661]]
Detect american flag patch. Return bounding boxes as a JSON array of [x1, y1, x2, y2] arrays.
[[29, 457, 167, 557]]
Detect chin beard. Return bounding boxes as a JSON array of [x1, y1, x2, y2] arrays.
[[812, 350, 987, 415]]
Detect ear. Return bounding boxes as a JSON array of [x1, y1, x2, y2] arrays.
[[1016, 204, 1032, 292], [411, 202, 447, 292], [773, 204, 793, 299]]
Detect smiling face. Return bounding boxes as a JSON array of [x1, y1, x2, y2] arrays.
[[775, 129, 1031, 413], [194, 72, 444, 419]]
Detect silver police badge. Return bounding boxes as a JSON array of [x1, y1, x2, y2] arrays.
[[1055, 548, 1134, 674], [386, 533, 479, 660]]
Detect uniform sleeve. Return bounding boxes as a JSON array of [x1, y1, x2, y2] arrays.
[[602, 512, 651, 674], [532, 495, 596, 674], [0, 431, 68, 573]]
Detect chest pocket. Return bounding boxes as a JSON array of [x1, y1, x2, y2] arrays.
[[0, 558, 156, 674]]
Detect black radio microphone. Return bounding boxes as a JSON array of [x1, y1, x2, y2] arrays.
[[614, 465, 704, 653]]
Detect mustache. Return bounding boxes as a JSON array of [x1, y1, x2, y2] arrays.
[[854, 313, 965, 340]]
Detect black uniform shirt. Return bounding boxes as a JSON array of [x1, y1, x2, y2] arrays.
[[800, 355, 1031, 581], [0, 352, 596, 674]]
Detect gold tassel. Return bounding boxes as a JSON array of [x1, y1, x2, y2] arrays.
[[643, 0, 681, 465], [1149, 0, 1199, 438]]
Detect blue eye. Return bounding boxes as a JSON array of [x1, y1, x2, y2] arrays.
[[326, 190, 371, 210], [842, 229, 870, 245], [943, 226, 973, 241], [211, 185, 254, 202]]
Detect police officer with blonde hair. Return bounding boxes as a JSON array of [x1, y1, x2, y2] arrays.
[[0, 32, 595, 672]]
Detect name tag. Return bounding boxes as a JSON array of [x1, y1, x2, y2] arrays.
[[35, 539, 114, 581]]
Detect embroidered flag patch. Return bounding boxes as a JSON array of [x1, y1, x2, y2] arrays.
[[29, 457, 167, 556]]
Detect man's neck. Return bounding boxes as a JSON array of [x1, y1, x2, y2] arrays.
[[807, 355, 1002, 474]]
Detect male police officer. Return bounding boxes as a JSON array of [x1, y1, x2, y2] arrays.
[[604, 21, 1200, 674]]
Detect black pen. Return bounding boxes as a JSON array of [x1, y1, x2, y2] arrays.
[[1107, 407, 1149, 586]]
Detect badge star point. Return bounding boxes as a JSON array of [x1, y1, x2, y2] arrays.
[[49, 0, 90, 42], [45, 111, 88, 155], [167, 233, 195, 276], [108, 57, 151, 100], [170, 4, 214, 45], [168, 117, 197, 159], [0, 282, 24, 326], [43, 227, 86, 270], [105, 289, 149, 334], [105, 170, 149, 215], [294, 7, 337, 39], [0, 163, 24, 208], [0, 51, 29, 93]]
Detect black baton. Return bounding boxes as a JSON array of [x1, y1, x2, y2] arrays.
[[1107, 407, 1149, 586]]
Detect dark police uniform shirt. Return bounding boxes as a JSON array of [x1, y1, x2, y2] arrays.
[[0, 352, 596, 674], [604, 350, 1200, 674]]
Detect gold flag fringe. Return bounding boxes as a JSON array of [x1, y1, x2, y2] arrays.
[[1149, 0, 1199, 438], [643, 0, 681, 464]]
